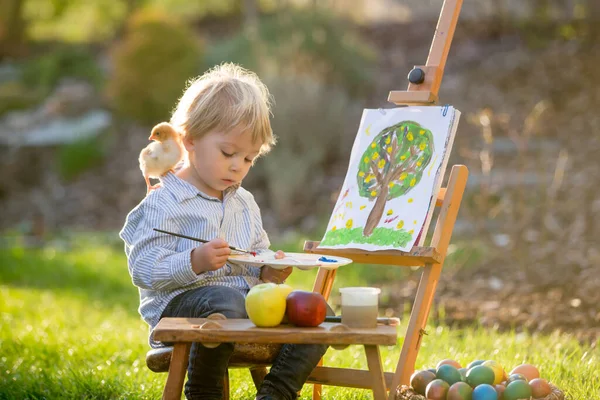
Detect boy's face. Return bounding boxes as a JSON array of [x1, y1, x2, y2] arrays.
[[183, 125, 263, 199]]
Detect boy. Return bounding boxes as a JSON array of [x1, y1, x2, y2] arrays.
[[120, 63, 330, 400]]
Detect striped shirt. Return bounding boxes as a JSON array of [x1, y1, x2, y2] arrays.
[[119, 172, 271, 347]]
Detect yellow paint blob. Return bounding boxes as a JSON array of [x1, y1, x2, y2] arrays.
[[378, 159, 385, 169], [408, 198, 414, 203], [359, 171, 365, 177], [346, 219, 353, 229], [387, 209, 393, 216], [410, 178, 416, 186], [360, 205, 366, 210], [407, 132, 414, 141], [370, 190, 377, 196], [396, 220, 404, 229]]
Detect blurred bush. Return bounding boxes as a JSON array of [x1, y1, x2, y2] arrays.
[[206, 9, 378, 97], [57, 135, 108, 181], [107, 9, 203, 124], [21, 46, 104, 95], [246, 74, 362, 227], [0, 81, 44, 116]]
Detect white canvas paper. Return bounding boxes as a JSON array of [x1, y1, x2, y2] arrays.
[[318, 106, 460, 252]]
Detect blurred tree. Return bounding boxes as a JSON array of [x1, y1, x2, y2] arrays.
[[206, 9, 377, 96], [0, 0, 26, 59], [107, 9, 203, 124]]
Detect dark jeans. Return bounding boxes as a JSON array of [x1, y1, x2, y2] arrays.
[[160, 285, 332, 400]]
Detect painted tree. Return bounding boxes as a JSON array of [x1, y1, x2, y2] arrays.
[[358, 121, 435, 236]]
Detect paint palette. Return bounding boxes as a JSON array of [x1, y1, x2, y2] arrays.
[[228, 252, 353, 271]]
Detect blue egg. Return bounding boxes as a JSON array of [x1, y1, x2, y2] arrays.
[[472, 384, 498, 400]]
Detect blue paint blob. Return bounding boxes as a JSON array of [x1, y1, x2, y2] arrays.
[[318, 256, 337, 263]]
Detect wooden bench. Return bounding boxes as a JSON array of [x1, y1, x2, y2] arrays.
[[152, 317, 397, 400]]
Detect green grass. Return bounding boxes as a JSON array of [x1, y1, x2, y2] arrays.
[[0, 233, 597, 399], [320, 227, 412, 248]]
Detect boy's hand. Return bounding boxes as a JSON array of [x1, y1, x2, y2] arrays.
[[191, 238, 231, 274], [260, 250, 293, 283]]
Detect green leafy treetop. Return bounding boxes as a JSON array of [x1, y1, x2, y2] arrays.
[[358, 121, 434, 236]]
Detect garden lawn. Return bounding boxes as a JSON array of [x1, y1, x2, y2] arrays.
[[0, 233, 598, 399]]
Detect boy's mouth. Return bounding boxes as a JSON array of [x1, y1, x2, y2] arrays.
[[222, 179, 235, 185]]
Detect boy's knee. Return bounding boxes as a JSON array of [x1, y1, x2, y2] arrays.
[[208, 287, 247, 319]]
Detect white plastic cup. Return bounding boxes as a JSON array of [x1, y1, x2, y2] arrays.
[[339, 287, 381, 328]]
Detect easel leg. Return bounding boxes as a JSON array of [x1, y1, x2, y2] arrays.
[[389, 263, 441, 399], [311, 358, 323, 400], [162, 342, 191, 400], [364, 345, 387, 400], [311, 267, 336, 400]]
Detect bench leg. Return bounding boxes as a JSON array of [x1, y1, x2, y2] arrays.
[[162, 342, 191, 400], [364, 345, 387, 400], [250, 367, 268, 389], [222, 369, 230, 400]]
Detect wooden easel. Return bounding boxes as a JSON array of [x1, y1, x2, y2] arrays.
[[303, 1, 466, 399]]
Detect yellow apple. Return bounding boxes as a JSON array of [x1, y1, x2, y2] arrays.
[[245, 283, 293, 327]]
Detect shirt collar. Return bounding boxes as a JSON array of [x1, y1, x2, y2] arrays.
[[161, 172, 240, 203]]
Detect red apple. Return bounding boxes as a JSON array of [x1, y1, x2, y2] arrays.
[[285, 291, 327, 327]]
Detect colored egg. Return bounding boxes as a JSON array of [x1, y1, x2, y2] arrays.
[[503, 380, 532, 400], [410, 370, 436, 395], [467, 360, 486, 369], [447, 381, 473, 400], [482, 360, 505, 385], [466, 365, 496, 387], [459, 367, 469, 382], [437, 364, 463, 386], [529, 378, 552, 397], [506, 373, 527, 384], [437, 358, 463, 369], [425, 379, 450, 400], [472, 384, 498, 400], [510, 364, 540, 382], [495, 384, 506, 400]]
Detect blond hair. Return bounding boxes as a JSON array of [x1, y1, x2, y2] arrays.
[[171, 63, 275, 155]]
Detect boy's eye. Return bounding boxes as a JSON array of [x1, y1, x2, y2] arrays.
[[221, 151, 233, 158], [245, 158, 254, 163]]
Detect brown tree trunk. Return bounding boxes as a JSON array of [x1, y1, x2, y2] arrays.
[[363, 184, 389, 237], [0, 0, 26, 60]]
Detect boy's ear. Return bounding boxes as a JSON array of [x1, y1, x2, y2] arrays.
[[182, 135, 195, 152]]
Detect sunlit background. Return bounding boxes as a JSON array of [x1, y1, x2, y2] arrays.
[[1, 1, 599, 397]]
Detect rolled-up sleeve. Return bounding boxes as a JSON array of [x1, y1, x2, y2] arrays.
[[121, 203, 204, 290]]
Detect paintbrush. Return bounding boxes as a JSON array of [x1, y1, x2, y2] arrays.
[[153, 228, 256, 256], [323, 316, 400, 326]]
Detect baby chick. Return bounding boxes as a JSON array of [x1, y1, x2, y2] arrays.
[[139, 122, 184, 194]]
